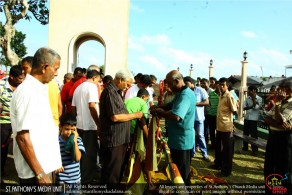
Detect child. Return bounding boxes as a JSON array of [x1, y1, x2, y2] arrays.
[[125, 88, 149, 138], [56, 113, 85, 190]]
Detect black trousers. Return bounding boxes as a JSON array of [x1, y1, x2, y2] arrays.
[[77, 129, 98, 184], [214, 131, 234, 176], [206, 115, 216, 148], [243, 119, 258, 152], [100, 144, 127, 184], [264, 131, 292, 195], [170, 148, 191, 185], [1, 123, 12, 173]]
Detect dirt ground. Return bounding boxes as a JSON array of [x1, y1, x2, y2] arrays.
[[1, 141, 266, 194]]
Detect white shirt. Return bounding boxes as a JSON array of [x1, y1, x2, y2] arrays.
[[10, 74, 62, 179], [244, 95, 263, 121], [72, 81, 99, 130], [194, 86, 209, 121]]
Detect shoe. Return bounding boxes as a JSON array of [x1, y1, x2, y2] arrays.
[[202, 156, 211, 162], [209, 164, 221, 170], [196, 147, 201, 153]]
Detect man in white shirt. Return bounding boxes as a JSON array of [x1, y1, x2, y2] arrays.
[[10, 47, 62, 185], [243, 85, 263, 155], [72, 69, 101, 184]]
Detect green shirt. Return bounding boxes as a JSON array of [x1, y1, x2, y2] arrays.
[[125, 97, 148, 134], [207, 90, 219, 116]]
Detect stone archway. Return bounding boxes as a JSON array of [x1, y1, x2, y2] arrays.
[[48, 0, 130, 81], [68, 32, 105, 72]]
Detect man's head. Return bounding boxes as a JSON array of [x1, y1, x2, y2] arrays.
[[196, 77, 201, 86], [59, 113, 77, 140], [21, 56, 33, 75], [278, 78, 292, 97], [114, 69, 134, 91], [31, 47, 61, 84], [218, 77, 229, 94], [134, 73, 143, 84], [183, 76, 195, 90], [87, 65, 100, 73], [150, 74, 157, 87], [73, 67, 84, 82], [86, 69, 101, 85], [63, 73, 73, 84], [200, 78, 210, 90], [137, 88, 150, 102], [209, 77, 217, 89], [248, 85, 258, 97], [138, 74, 152, 89], [9, 65, 25, 87], [102, 75, 113, 88], [166, 70, 185, 93]]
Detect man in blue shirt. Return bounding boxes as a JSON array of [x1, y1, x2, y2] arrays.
[[151, 70, 196, 184], [184, 76, 210, 162]]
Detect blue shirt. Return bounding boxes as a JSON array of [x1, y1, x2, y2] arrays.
[[167, 86, 196, 150], [56, 136, 85, 184], [194, 86, 208, 121]]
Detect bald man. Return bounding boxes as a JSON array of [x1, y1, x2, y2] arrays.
[[150, 70, 196, 184]]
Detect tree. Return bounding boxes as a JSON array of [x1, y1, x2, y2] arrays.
[[0, 0, 49, 66], [0, 21, 27, 67]]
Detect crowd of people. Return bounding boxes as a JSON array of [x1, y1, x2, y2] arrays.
[[0, 47, 291, 194]]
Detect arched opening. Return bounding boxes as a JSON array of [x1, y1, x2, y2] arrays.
[[68, 32, 106, 73], [77, 41, 105, 71]]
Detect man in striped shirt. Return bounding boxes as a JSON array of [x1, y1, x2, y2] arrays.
[[0, 65, 25, 174], [100, 69, 143, 184]]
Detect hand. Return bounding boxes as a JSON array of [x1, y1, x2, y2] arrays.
[[276, 90, 287, 102], [54, 166, 64, 173], [283, 122, 291, 130], [36, 174, 52, 185], [135, 112, 143, 119], [72, 128, 79, 142]]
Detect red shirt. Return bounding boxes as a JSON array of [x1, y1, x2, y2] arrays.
[[61, 80, 75, 113], [68, 76, 86, 98]]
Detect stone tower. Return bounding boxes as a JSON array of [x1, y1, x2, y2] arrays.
[[48, 0, 130, 80]]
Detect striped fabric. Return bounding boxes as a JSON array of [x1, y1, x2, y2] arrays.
[[0, 79, 13, 124], [99, 82, 131, 147], [56, 136, 85, 184]]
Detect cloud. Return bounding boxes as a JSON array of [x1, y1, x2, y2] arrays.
[[241, 31, 257, 38], [140, 55, 167, 71], [249, 48, 290, 77], [128, 34, 170, 52]]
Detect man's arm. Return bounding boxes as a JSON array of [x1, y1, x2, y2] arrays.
[[151, 108, 180, 121], [89, 102, 99, 128], [16, 130, 51, 184], [58, 93, 62, 117], [111, 112, 143, 122], [196, 99, 209, 107]]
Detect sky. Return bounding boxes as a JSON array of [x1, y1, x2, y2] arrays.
[[2, 0, 292, 80]]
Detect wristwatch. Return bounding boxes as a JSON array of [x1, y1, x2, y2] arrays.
[[36, 172, 45, 180]]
